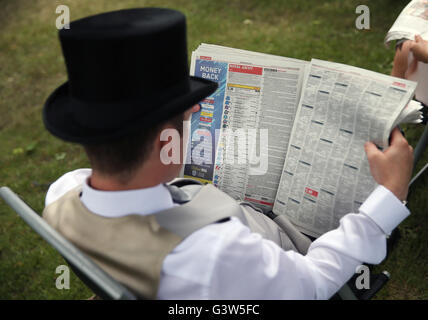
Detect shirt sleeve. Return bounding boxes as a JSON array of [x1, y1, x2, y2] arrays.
[[358, 185, 410, 236], [208, 186, 410, 300], [45, 168, 92, 206]]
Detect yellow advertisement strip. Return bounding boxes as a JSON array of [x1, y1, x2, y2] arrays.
[[200, 111, 213, 117], [183, 175, 212, 184], [227, 83, 261, 91]]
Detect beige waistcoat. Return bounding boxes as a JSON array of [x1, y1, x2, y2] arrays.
[[43, 187, 182, 299]]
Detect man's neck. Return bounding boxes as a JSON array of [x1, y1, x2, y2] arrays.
[[89, 164, 167, 191]]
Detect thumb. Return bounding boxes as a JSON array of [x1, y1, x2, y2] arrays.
[[409, 36, 428, 63]]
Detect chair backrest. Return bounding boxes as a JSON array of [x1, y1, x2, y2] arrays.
[[0, 186, 137, 300], [413, 124, 428, 169], [408, 124, 428, 187]]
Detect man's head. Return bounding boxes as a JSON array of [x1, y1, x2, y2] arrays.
[[83, 104, 200, 189], [43, 8, 217, 188]]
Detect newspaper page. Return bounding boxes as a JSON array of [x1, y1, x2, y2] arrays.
[[273, 59, 417, 237], [183, 44, 308, 210], [385, 0, 428, 44]]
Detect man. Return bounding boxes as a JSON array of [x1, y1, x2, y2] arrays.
[[43, 8, 413, 299]]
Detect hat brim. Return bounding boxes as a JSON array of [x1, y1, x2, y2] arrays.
[[43, 76, 218, 144]]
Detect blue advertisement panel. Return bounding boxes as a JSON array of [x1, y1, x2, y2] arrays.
[[184, 58, 228, 183]]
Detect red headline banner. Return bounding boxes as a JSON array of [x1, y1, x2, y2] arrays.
[[229, 64, 263, 75]]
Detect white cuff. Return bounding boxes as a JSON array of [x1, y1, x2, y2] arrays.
[[359, 185, 410, 236]]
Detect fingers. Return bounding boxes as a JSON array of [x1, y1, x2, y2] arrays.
[[364, 141, 382, 161], [392, 46, 409, 78], [409, 35, 428, 63], [401, 39, 413, 52]]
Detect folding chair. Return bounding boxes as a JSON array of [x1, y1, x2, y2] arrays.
[[0, 186, 137, 300], [411, 124, 428, 187]]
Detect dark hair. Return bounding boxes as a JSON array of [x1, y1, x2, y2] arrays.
[[83, 113, 184, 182]]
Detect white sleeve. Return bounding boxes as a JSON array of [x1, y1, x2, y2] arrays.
[[208, 186, 410, 300], [45, 168, 92, 207]]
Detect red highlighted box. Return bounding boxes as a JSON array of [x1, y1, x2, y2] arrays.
[[305, 187, 319, 198], [200, 117, 213, 123], [392, 81, 406, 88]]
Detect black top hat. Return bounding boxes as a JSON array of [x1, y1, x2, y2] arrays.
[[43, 8, 217, 144]]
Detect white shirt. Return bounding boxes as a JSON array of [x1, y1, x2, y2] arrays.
[[45, 168, 410, 300]]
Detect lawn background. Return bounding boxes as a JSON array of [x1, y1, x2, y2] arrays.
[[0, 0, 426, 299]]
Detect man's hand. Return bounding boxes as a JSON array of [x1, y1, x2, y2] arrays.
[[364, 128, 413, 201], [410, 34, 428, 63]]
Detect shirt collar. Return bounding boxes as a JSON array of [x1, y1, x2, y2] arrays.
[[80, 178, 175, 218]]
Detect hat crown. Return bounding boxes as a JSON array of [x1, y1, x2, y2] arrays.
[[43, 8, 218, 144], [59, 8, 189, 103]]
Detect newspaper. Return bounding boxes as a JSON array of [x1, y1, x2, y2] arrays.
[[184, 44, 308, 209], [385, 0, 428, 44], [273, 59, 418, 237], [183, 44, 421, 237]]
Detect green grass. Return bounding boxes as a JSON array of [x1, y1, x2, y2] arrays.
[[0, 0, 426, 299]]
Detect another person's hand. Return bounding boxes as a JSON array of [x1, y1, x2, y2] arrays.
[[410, 34, 428, 63], [391, 40, 413, 78], [364, 128, 413, 201]]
